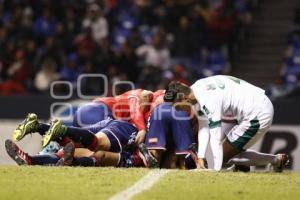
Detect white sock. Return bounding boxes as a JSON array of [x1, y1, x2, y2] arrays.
[[227, 149, 277, 167]]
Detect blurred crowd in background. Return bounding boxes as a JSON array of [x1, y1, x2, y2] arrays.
[[0, 0, 256, 95], [268, 8, 300, 99], [282, 8, 300, 91]]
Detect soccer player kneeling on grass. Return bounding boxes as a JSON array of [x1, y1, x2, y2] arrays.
[[164, 75, 289, 172]]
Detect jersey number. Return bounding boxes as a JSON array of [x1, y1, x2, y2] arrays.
[[206, 79, 225, 90]]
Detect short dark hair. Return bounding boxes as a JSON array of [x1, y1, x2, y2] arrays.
[[164, 81, 191, 102]]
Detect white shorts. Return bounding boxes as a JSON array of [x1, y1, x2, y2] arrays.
[[225, 95, 274, 151]]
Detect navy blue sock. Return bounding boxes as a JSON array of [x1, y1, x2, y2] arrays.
[[118, 152, 133, 167], [65, 127, 98, 150], [72, 157, 97, 167], [37, 123, 50, 136], [30, 154, 60, 165]]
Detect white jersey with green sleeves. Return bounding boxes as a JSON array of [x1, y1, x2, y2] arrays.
[[190, 75, 265, 127]]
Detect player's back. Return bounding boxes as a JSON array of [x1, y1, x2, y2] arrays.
[[192, 75, 265, 121]]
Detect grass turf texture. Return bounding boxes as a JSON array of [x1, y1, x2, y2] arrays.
[[1, 167, 300, 200], [0, 166, 147, 200], [134, 171, 300, 200]]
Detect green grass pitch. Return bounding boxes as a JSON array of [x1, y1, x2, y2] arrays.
[[0, 166, 300, 200]]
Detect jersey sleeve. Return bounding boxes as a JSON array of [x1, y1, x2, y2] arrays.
[[197, 117, 210, 158], [128, 96, 146, 131], [200, 95, 223, 170], [209, 126, 223, 171]]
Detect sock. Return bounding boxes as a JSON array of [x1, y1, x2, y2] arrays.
[[227, 149, 277, 167], [118, 152, 133, 167], [30, 154, 60, 165], [37, 123, 50, 136], [65, 127, 98, 151], [118, 152, 143, 168], [72, 157, 99, 167]]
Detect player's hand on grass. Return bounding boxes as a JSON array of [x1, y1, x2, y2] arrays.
[[196, 158, 207, 169], [135, 130, 146, 144]]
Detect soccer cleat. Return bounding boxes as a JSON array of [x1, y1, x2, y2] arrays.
[[42, 119, 67, 148], [39, 141, 61, 155], [273, 154, 290, 172], [137, 143, 158, 168], [226, 164, 250, 172], [56, 142, 75, 166], [5, 139, 31, 165], [12, 113, 39, 142]]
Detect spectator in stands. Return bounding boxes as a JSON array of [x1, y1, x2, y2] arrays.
[[171, 16, 197, 67], [74, 26, 97, 62], [117, 41, 139, 82], [202, 46, 231, 77], [34, 59, 59, 93], [24, 39, 37, 68], [82, 4, 108, 44], [58, 7, 81, 53], [91, 37, 117, 74], [33, 8, 56, 41], [0, 50, 29, 95], [0, 0, 254, 95], [137, 66, 161, 91], [136, 32, 171, 69], [127, 27, 145, 50], [60, 53, 83, 87], [33, 36, 65, 76]]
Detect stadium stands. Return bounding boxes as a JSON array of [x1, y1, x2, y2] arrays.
[[0, 0, 256, 95], [233, 0, 300, 89]]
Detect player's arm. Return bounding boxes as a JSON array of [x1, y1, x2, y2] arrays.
[[197, 116, 210, 169], [200, 97, 223, 171], [207, 106, 223, 171], [209, 124, 223, 171], [128, 96, 147, 144]]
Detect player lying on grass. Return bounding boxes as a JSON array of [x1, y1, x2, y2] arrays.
[[7, 116, 158, 168], [165, 75, 289, 172], [5, 139, 154, 168], [8, 88, 155, 165], [55, 89, 198, 169]]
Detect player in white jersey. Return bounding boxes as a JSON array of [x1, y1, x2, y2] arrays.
[[164, 75, 289, 172]]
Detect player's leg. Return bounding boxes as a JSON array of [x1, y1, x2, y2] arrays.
[[223, 119, 275, 166], [145, 103, 170, 164], [170, 106, 195, 169], [12, 113, 46, 141], [5, 139, 61, 165], [73, 102, 114, 127], [42, 119, 112, 151], [226, 132, 289, 172], [100, 120, 139, 152], [57, 143, 157, 168], [224, 97, 288, 171]]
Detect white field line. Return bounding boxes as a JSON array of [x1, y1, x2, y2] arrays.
[[109, 169, 170, 200]]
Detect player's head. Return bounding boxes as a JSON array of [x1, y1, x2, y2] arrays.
[[140, 89, 153, 111], [164, 81, 196, 111]]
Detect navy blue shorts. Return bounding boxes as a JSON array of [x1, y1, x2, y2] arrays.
[[73, 102, 114, 127], [145, 103, 194, 155], [100, 120, 137, 153]]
